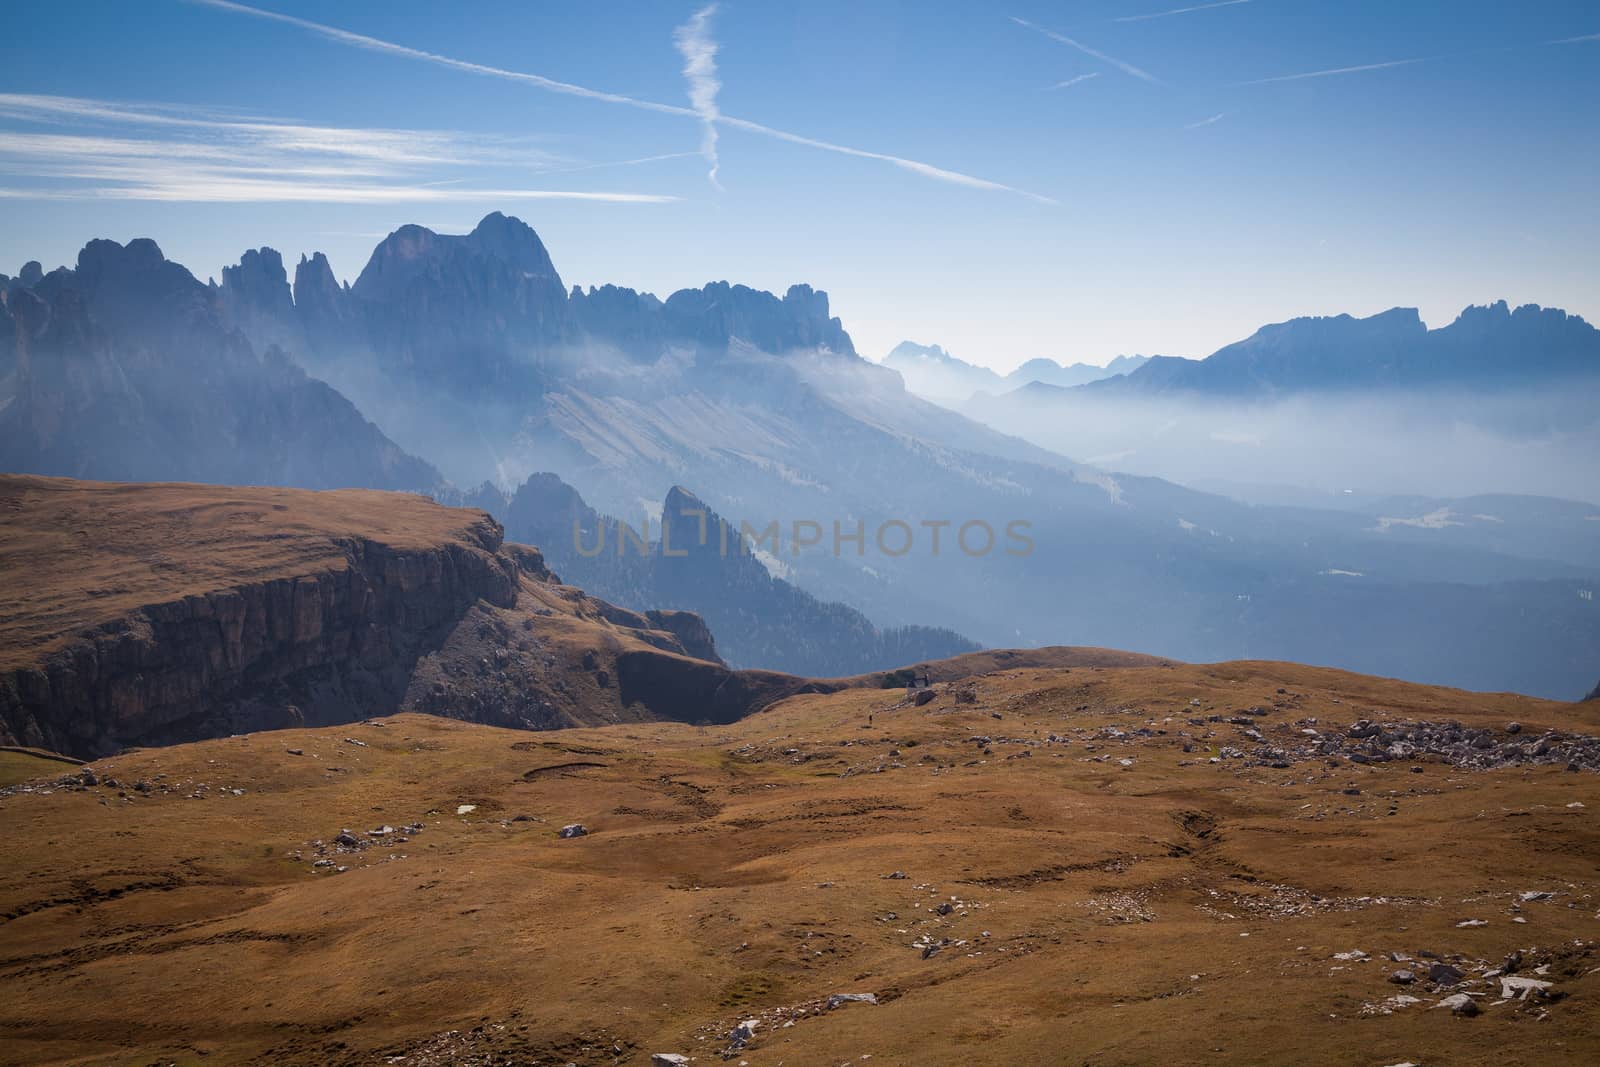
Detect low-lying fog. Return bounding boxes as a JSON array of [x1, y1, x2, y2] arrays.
[[964, 385, 1600, 506]]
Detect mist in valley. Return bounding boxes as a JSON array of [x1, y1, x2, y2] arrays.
[[962, 384, 1599, 506]]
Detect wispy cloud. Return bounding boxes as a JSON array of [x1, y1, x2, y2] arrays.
[[1236, 58, 1425, 85], [1010, 16, 1163, 84], [0, 182, 677, 204], [674, 4, 723, 190], [1549, 32, 1600, 44], [0, 94, 677, 204], [0, 93, 563, 168], [1184, 112, 1226, 128], [1047, 73, 1100, 90], [191, 0, 1054, 203], [1115, 0, 1251, 23]]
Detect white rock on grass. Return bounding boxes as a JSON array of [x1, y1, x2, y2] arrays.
[[827, 993, 878, 1009], [651, 1056, 690, 1067], [1434, 993, 1480, 1016], [1499, 976, 1554, 1000]]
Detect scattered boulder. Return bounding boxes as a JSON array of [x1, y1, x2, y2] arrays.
[[827, 993, 878, 1009], [1499, 976, 1554, 1001], [558, 823, 588, 839], [914, 689, 937, 707], [1436, 993, 1479, 1016], [651, 1056, 690, 1067], [728, 1018, 758, 1049]]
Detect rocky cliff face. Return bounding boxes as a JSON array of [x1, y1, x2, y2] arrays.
[[0, 286, 16, 385], [291, 251, 361, 353], [0, 477, 786, 759], [0, 512, 522, 757], [220, 246, 304, 356], [644, 609, 722, 664]]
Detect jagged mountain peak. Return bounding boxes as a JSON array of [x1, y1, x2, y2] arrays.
[[887, 340, 962, 364], [661, 279, 856, 356], [466, 210, 561, 279], [293, 250, 339, 294], [1443, 300, 1592, 333], [74, 236, 181, 282], [221, 247, 293, 316], [664, 483, 708, 512], [351, 213, 561, 289]]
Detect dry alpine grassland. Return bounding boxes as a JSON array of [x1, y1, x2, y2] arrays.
[[3, 659, 1598, 1066]]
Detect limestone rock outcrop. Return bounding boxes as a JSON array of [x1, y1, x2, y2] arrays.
[[0, 477, 774, 758]]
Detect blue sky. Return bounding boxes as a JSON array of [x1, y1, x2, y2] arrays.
[[2, 0, 1596, 371]]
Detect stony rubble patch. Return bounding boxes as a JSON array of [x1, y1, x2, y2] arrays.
[[1355, 939, 1594, 1020]]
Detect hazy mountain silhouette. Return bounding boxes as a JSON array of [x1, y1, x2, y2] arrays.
[[1082, 303, 1599, 396], [452, 474, 979, 677], [6, 214, 1597, 697], [0, 241, 438, 490], [883, 340, 1148, 405]]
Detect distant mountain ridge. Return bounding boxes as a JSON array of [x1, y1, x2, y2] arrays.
[[218, 212, 854, 395], [1083, 302, 1599, 396], [0, 239, 439, 491], [446, 474, 980, 677], [882, 339, 1148, 405]]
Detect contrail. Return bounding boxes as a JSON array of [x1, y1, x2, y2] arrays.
[[716, 115, 1058, 204], [191, 0, 1054, 203], [674, 4, 723, 189], [1237, 58, 1425, 85], [1115, 1, 1251, 23], [1048, 74, 1100, 90], [1009, 16, 1163, 84], [1184, 112, 1225, 128], [190, 0, 693, 116]]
